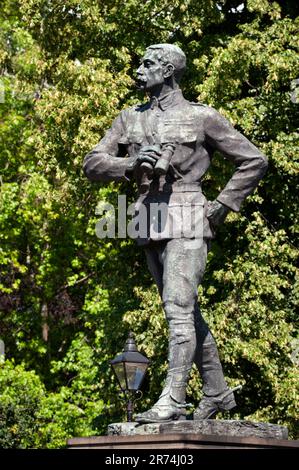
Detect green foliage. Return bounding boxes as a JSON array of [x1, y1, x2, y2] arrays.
[[0, 358, 105, 448], [0, 0, 298, 446], [0, 361, 44, 448]]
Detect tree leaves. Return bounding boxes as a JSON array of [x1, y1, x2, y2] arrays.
[[0, 0, 298, 445]]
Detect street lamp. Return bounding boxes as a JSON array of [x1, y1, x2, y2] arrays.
[[110, 331, 150, 422]]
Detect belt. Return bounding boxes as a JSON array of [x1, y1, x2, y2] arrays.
[[145, 182, 202, 194], [168, 183, 202, 192]]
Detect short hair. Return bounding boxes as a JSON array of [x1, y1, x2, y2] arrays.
[[146, 43, 186, 83]]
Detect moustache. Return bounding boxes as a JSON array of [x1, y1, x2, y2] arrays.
[[135, 77, 147, 89]]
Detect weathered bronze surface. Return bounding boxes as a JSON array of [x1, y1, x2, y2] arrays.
[[83, 44, 268, 423], [107, 420, 288, 440]]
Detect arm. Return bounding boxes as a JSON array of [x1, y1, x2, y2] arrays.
[[204, 108, 268, 213], [83, 111, 135, 183]]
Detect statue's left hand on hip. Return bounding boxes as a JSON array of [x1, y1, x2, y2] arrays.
[[207, 200, 230, 231]]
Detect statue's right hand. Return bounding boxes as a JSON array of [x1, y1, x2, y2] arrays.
[[127, 146, 161, 172]]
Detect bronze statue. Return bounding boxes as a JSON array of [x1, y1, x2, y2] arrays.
[[83, 44, 268, 423]]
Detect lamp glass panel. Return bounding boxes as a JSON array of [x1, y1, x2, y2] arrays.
[[112, 362, 127, 390], [125, 362, 148, 391]]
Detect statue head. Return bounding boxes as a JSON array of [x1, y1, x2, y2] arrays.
[[136, 43, 186, 92]]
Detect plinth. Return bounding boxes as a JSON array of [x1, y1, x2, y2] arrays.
[[68, 420, 299, 449]]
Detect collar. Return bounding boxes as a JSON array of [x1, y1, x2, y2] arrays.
[[150, 89, 184, 110]]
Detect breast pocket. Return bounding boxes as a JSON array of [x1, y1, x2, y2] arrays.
[[119, 130, 144, 145], [161, 120, 199, 144]]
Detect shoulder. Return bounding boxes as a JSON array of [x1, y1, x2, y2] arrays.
[[189, 103, 233, 128], [180, 100, 220, 124], [183, 100, 213, 117], [117, 102, 149, 124], [189, 100, 208, 108], [188, 101, 216, 116]]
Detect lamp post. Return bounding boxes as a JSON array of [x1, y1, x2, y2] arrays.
[[110, 332, 150, 422]]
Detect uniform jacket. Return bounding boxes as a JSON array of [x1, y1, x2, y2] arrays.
[[83, 90, 268, 243]]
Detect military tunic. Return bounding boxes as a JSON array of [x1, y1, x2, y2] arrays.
[[83, 89, 267, 244]]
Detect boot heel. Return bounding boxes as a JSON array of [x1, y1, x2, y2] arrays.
[[176, 413, 186, 421], [220, 385, 242, 411], [221, 398, 236, 411]]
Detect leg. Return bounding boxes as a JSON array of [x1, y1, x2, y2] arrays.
[[144, 242, 164, 297], [138, 239, 239, 422], [194, 302, 228, 397], [193, 302, 239, 419], [136, 238, 207, 423]]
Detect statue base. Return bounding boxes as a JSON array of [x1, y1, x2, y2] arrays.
[[68, 420, 299, 449], [107, 419, 288, 440]]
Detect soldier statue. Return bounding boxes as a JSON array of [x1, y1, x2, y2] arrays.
[[83, 44, 268, 423]]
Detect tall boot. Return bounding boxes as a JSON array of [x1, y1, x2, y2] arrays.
[[193, 306, 239, 419], [135, 322, 195, 424], [135, 366, 188, 423]]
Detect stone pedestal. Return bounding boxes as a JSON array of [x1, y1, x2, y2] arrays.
[[107, 419, 288, 440], [68, 419, 299, 450]]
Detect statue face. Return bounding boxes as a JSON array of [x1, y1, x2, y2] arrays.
[[136, 51, 166, 92]]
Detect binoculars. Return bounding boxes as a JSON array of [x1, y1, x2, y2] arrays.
[[140, 143, 176, 193]]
